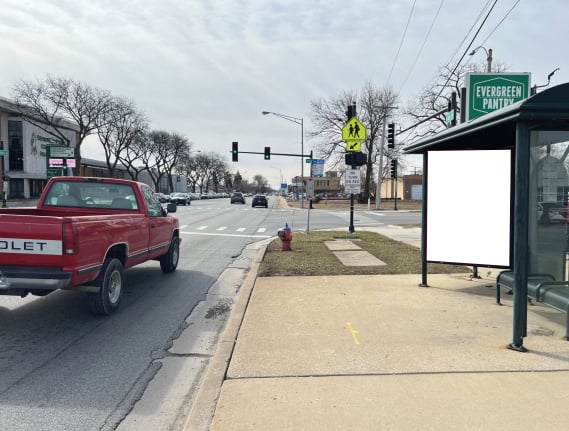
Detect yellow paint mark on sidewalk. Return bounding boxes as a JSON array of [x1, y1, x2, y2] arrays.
[[346, 321, 360, 345]]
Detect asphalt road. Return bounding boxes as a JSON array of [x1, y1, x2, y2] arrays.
[[0, 196, 421, 430]]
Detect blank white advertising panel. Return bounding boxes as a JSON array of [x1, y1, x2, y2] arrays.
[[427, 150, 511, 267]]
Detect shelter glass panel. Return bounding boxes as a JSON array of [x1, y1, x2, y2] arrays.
[[529, 131, 569, 280]]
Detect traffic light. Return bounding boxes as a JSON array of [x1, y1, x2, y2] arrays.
[[2, 174, 9, 182], [264, 146, 271, 160], [390, 159, 398, 178], [232, 141, 238, 162], [387, 123, 395, 149]]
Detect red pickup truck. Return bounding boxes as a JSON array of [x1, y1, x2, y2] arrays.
[[0, 176, 180, 315]]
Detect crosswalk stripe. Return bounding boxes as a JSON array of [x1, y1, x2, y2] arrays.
[[257, 228, 266, 233], [197, 226, 208, 230], [236, 227, 246, 232], [216, 227, 227, 231]]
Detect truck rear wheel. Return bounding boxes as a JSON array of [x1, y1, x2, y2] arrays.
[[160, 236, 179, 273], [87, 258, 124, 315]]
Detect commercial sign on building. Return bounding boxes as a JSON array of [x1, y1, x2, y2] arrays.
[[466, 73, 531, 121]]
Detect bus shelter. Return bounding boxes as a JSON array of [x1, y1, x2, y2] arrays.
[[404, 83, 569, 351]]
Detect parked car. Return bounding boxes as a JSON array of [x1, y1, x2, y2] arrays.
[[155, 192, 169, 203], [170, 192, 191, 205], [251, 194, 268, 208], [537, 201, 567, 223], [231, 192, 245, 204]]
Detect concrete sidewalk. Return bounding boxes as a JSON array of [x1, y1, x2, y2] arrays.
[[186, 228, 569, 431]]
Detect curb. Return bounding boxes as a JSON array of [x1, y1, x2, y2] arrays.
[[183, 240, 270, 431]]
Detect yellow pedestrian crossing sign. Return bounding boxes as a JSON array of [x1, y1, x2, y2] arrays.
[[342, 117, 366, 152], [342, 117, 366, 141]]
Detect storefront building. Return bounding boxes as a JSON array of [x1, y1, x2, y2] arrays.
[[0, 97, 79, 199]]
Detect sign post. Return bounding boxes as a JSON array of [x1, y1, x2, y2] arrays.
[[342, 114, 368, 233]]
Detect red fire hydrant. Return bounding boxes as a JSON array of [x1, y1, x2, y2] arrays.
[[278, 223, 292, 251]]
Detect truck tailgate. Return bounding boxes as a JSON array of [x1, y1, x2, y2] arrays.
[[0, 214, 66, 266]]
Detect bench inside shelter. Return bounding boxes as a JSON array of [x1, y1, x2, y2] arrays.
[[496, 271, 569, 339]]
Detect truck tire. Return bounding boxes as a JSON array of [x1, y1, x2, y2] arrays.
[[87, 258, 124, 315], [160, 236, 179, 273]]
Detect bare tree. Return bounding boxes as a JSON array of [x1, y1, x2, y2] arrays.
[[180, 152, 227, 194], [159, 132, 191, 192], [97, 96, 148, 177], [118, 135, 148, 181], [12, 75, 112, 161], [253, 174, 268, 193], [402, 60, 508, 142]]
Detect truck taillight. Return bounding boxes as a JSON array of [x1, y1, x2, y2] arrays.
[[62, 222, 79, 255]]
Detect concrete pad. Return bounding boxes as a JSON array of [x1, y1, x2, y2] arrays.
[[332, 250, 386, 266], [211, 372, 569, 430], [227, 274, 569, 379], [324, 239, 362, 251]]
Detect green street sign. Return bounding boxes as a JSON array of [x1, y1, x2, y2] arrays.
[[466, 73, 531, 121], [306, 158, 312, 163], [0, 149, 8, 156]]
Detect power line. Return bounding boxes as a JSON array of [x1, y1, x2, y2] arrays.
[[434, 0, 498, 101], [441, 0, 494, 74], [398, 0, 445, 94], [386, 0, 417, 87], [478, 0, 521, 46], [463, 0, 522, 69]]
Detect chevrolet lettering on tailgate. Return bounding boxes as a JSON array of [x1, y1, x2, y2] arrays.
[[0, 238, 62, 254]]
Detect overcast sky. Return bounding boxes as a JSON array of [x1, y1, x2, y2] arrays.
[[1, 0, 567, 189]]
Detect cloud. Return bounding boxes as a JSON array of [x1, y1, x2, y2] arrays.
[[1, 0, 569, 188]]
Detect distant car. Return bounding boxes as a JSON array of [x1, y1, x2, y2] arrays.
[[231, 192, 245, 204], [251, 194, 268, 208], [170, 192, 190, 205]]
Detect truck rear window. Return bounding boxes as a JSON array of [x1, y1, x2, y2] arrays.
[[44, 181, 139, 210]]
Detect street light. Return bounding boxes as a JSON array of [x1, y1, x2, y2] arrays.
[[262, 111, 305, 208], [469, 46, 493, 73]]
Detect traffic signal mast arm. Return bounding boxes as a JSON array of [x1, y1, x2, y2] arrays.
[[230, 150, 312, 158], [396, 91, 457, 135]]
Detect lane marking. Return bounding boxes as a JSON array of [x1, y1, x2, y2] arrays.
[[180, 231, 271, 239], [197, 226, 208, 230], [257, 228, 266, 233], [236, 227, 246, 232], [216, 227, 227, 231], [346, 321, 360, 345]]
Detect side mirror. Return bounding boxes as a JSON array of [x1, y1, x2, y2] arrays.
[[166, 203, 177, 213]]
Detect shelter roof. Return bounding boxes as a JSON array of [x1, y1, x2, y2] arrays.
[[404, 83, 569, 154]]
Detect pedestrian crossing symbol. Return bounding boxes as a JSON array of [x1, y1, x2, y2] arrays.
[[342, 117, 367, 152]]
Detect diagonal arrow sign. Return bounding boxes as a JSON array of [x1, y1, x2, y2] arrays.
[[346, 141, 361, 151]]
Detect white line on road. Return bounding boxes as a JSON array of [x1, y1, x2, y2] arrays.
[[180, 231, 271, 239], [216, 227, 227, 231], [197, 226, 208, 230], [236, 227, 246, 232]]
